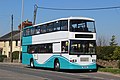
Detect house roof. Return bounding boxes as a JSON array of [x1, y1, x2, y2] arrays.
[[0, 30, 20, 41]]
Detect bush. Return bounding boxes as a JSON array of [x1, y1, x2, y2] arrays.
[[96, 46, 116, 60], [0, 55, 7, 62], [12, 51, 19, 60], [112, 47, 120, 60]]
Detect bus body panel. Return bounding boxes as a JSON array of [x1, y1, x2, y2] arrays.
[[22, 53, 33, 65], [31, 31, 96, 45], [22, 36, 32, 45], [32, 31, 69, 44], [32, 54, 69, 68], [22, 36, 32, 65], [22, 46, 27, 52], [23, 53, 97, 69]]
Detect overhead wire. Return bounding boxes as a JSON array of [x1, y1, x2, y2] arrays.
[[37, 6, 120, 11]]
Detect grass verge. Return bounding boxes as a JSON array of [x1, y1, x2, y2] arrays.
[[98, 68, 120, 74]]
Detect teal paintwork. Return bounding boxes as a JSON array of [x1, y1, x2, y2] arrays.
[[22, 46, 27, 52], [22, 35, 32, 65], [22, 36, 32, 45], [33, 55, 97, 69], [22, 52, 96, 69], [23, 26, 33, 29], [22, 53, 33, 65]]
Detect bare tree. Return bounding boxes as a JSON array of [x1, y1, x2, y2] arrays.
[[97, 35, 108, 46]]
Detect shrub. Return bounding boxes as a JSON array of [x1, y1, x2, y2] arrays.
[[96, 46, 115, 60], [0, 55, 7, 62], [12, 51, 19, 60], [112, 47, 120, 60]]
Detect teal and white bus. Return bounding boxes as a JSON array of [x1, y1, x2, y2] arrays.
[[22, 17, 97, 71]]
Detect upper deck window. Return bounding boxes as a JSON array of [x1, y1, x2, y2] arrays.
[[70, 20, 95, 32], [41, 25, 47, 33], [35, 26, 41, 34], [61, 20, 68, 31], [54, 21, 60, 31], [26, 28, 30, 36], [47, 23, 54, 32], [30, 27, 35, 35], [22, 20, 68, 37], [23, 29, 26, 36]]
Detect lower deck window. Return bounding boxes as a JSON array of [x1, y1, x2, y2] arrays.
[[28, 43, 52, 53]]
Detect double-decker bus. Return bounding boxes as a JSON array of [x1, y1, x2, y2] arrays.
[[22, 17, 97, 71]]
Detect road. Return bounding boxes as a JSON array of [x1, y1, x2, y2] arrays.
[[0, 63, 120, 80]]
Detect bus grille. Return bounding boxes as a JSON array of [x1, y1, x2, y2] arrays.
[[80, 57, 89, 62]]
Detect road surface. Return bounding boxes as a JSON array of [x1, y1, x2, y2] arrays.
[[0, 63, 120, 80]]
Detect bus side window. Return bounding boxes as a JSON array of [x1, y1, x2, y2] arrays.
[[61, 41, 68, 53], [41, 25, 47, 33], [47, 23, 53, 32], [54, 21, 60, 31], [28, 45, 35, 54], [26, 28, 30, 36], [30, 27, 35, 35], [46, 43, 52, 53], [61, 20, 68, 31], [23, 29, 26, 36], [35, 26, 41, 34], [35, 45, 40, 53]]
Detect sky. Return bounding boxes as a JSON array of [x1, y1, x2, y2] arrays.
[[0, 0, 120, 45]]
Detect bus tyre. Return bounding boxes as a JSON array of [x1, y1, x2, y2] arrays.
[[30, 59, 34, 68], [54, 60, 60, 71]]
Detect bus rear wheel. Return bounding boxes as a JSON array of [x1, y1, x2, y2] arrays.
[[54, 60, 60, 71], [30, 59, 34, 68]]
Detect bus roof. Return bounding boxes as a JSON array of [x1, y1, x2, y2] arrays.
[[33, 16, 95, 27]]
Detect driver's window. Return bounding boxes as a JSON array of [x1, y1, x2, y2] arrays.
[[61, 41, 68, 53]]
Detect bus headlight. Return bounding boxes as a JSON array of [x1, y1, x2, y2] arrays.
[[92, 59, 96, 62]]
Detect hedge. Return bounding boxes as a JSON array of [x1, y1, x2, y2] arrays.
[[0, 55, 7, 62]]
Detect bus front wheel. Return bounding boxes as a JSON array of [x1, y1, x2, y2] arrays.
[[54, 59, 60, 71]]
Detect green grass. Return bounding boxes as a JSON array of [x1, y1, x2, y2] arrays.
[[98, 68, 120, 74]]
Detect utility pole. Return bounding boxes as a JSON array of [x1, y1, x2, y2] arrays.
[[33, 4, 38, 25], [10, 14, 13, 62], [19, 0, 24, 63]]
